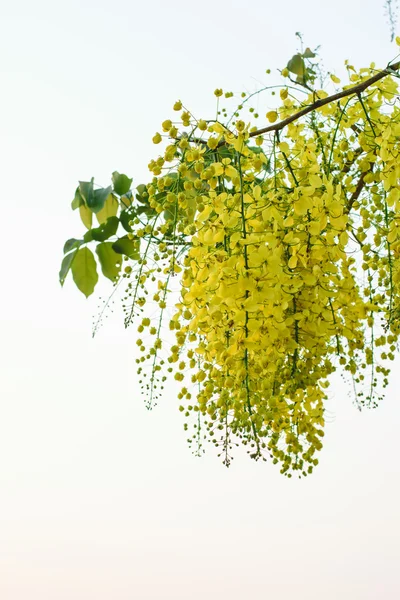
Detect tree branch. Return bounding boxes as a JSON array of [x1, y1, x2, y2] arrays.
[[249, 61, 400, 139], [342, 147, 364, 174], [345, 160, 376, 213], [179, 61, 399, 151]]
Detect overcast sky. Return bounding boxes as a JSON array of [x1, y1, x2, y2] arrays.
[[0, 1, 399, 598]]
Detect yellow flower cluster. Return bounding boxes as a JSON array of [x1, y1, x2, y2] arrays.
[[122, 65, 400, 475]]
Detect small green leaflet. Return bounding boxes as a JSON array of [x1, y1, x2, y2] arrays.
[[59, 248, 78, 286], [78, 180, 112, 214], [119, 210, 134, 232], [79, 179, 94, 208], [83, 216, 119, 243], [303, 47, 316, 58], [71, 247, 98, 297], [287, 54, 306, 77], [112, 235, 140, 259], [71, 187, 84, 210], [96, 193, 119, 225], [216, 145, 235, 161], [91, 186, 112, 214], [79, 203, 92, 229], [112, 171, 132, 196], [96, 242, 122, 281], [63, 238, 83, 254], [135, 184, 148, 203], [164, 206, 177, 222], [120, 191, 133, 209]]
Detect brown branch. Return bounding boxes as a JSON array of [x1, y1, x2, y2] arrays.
[[248, 61, 400, 139], [345, 161, 376, 213], [347, 172, 369, 212], [177, 61, 399, 150], [342, 147, 364, 174]]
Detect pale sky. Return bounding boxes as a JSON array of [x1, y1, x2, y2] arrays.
[[0, 1, 399, 598]]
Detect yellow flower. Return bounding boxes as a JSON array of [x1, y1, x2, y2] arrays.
[[207, 137, 219, 149], [162, 120, 172, 132], [330, 74, 341, 84], [266, 111, 278, 123]]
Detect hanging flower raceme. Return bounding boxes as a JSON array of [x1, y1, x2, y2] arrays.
[[60, 49, 400, 476]]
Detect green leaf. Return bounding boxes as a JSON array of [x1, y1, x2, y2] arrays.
[[136, 183, 147, 197], [96, 192, 119, 224], [112, 172, 132, 196], [136, 186, 153, 210], [71, 247, 98, 298], [134, 191, 157, 219], [79, 203, 93, 229], [248, 146, 263, 155], [78, 180, 111, 214], [303, 47, 316, 59], [137, 204, 157, 218], [90, 185, 112, 214], [164, 206, 177, 222], [155, 191, 166, 203], [71, 187, 84, 210], [120, 210, 134, 232], [83, 216, 119, 243], [59, 248, 78, 286], [120, 191, 133, 208], [112, 235, 140, 259], [287, 54, 306, 77], [165, 172, 178, 181], [79, 179, 94, 208], [96, 242, 122, 281], [63, 238, 83, 254], [216, 145, 235, 161]]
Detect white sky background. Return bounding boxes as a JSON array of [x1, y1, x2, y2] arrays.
[[0, 0, 399, 598]]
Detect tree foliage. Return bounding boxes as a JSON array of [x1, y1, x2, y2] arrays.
[[61, 40, 400, 476]]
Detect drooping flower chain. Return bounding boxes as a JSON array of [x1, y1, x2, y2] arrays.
[[122, 65, 400, 476]]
